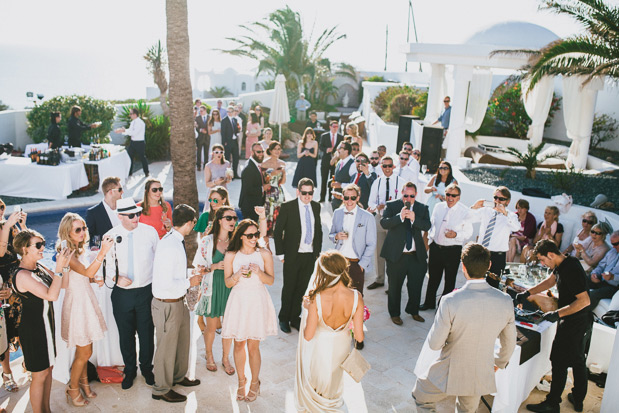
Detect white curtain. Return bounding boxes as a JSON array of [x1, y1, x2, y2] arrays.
[[464, 69, 493, 133], [522, 76, 555, 146], [562, 75, 604, 169], [424, 64, 447, 124]]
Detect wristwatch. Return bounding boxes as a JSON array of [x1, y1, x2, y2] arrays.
[[54, 271, 64, 278]]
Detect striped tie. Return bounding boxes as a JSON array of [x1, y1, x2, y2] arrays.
[[482, 212, 497, 248]]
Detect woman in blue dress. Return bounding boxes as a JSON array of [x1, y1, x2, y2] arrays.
[[291, 128, 318, 188]]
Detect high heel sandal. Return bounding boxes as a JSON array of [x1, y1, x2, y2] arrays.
[[222, 359, 235, 376], [2, 373, 18, 392], [65, 386, 89, 407], [245, 379, 260, 402], [79, 376, 97, 398], [236, 378, 246, 401], [206, 354, 217, 372]]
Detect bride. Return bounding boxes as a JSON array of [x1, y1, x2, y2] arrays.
[[295, 250, 364, 412]]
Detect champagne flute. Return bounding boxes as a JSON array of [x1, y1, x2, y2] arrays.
[[421, 165, 428, 175], [0, 281, 10, 309]]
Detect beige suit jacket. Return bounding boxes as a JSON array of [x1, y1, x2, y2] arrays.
[[426, 280, 517, 396]]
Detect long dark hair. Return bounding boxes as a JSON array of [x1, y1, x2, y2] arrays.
[[434, 161, 455, 186], [207, 206, 235, 258], [301, 127, 315, 147], [208, 109, 221, 126], [227, 219, 258, 253]]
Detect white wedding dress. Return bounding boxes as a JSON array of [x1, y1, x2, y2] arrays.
[[295, 290, 359, 412]]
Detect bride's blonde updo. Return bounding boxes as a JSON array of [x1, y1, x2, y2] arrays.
[[308, 250, 352, 300]]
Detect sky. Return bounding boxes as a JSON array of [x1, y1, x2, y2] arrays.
[[0, 0, 587, 109]]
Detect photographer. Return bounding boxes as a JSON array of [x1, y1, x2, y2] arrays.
[[349, 153, 376, 209]]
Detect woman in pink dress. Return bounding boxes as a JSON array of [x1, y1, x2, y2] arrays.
[[222, 219, 277, 403], [58, 213, 113, 406], [245, 110, 262, 159]]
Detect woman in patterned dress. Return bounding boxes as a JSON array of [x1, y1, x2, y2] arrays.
[[260, 141, 286, 243]]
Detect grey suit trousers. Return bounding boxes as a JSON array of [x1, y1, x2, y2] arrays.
[[413, 377, 481, 413], [151, 299, 190, 395], [374, 213, 388, 284]]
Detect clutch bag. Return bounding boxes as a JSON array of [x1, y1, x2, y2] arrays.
[[340, 348, 370, 383]]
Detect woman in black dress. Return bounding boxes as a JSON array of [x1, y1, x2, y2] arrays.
[[12, 229, 72, 412], [47, 111, 62, 149], [291, 127, 318, 188]]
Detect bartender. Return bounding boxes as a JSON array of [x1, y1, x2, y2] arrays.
[[516, 240, 592, 413], [67, 105, 98, 147]]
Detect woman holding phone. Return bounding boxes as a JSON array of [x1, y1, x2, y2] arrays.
[[260, 141, 286, 239], [138, 178, 172, 238]]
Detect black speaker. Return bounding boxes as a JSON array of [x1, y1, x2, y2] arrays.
[[419, 127, 443, 174], [396, 115, 419, 153]]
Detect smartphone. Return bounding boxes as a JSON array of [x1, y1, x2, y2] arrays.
[[13, 205, 21, 214], [61, 240, 68, 250], [483, 200, 495, 208]]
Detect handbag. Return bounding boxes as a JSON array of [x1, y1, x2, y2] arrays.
[[340, 347, 370, 383], [0, 307, 8, 356]]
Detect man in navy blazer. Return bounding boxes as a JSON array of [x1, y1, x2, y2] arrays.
[[329, 184, 377, 295], [220, 105, 240, 179], [85, 176, 124, 248], [380, 182, 431, 325], [349, 153, 377, 209], [239, 143, 266, 222]]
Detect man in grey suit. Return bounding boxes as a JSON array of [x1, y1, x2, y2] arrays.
[[413, 242, 517, 412]]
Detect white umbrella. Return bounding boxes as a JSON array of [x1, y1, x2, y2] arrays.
[[269, 74, 290, 139]]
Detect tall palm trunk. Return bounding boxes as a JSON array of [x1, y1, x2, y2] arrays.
[[166, 0, 199, 260]]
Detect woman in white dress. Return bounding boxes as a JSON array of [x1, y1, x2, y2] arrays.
[[208, 109, 223, 153], [295, 250, 365, 412]]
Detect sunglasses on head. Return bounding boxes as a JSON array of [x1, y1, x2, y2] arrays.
[[213, 151, 223, 155], [494, 196, 508, 202], [243, 232, 260, 239], [74, 225, 88, 234], [223, 215, 238, 222], [121, 212, 142, 219], [445, 193, 459, 198], [151, 187, 164, 193], [402, 194, 416, 198], [582, 219, 594, 225], [382, 164, 394, 168], [300, 190, 314, 196], [209, 198, 220, 204], [30, 241, 46, 249], [591, 230, 603, 236], [343, 195, 358, 201]]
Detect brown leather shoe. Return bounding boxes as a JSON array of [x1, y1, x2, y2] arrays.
[[152, 390, 187, 403], [174, 377, 201, 387], [391, 316, 403, 326], [412, 314, 425, 323]]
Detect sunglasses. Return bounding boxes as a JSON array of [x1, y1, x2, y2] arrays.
[[74, 226, 88, 234], [208, 198, 221, 204], [444, 100, 450, 103], [213, 151, 223, 155], [402, 194, 416, 198], [438, 166, 450, 170], [254, 150, 264, 154], [582, 219, 594, 225], [591, 230, 603, 236], [370, 157, 379, 160], [445, 193, 459, 198], [121, 212, 142, 219], [151, 187, 164, 193], [494, 196, 508, 202], [300, 190, 314, 196], [0, 205, 4, 210], [612, 240, 619, 246], [343, 196, 358, 201], [223, 215, 238, 222], [412, 152, 420, 156], [382, 164, 394, 168], [243, 232, 260, 239], [30, 241, 46, 249], [401, 158, 409, 161]]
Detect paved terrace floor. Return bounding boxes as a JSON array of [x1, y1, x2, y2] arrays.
[[1, 159, 604, 412]]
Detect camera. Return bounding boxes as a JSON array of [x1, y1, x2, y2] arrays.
[[114, 235, 123, 243]]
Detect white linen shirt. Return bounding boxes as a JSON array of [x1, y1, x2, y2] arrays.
[[124, 117, 146, 141], [103, 200, 121, 228], [394, 164, 419, 187], [152, 229, 190, 299], [102, 223, 158, 289], [469, 206, 520, 252], [339, 206, 358, 259], [298, 198, 315, 253], [368, 175, 406, 209], [429, 201, 473, 246]]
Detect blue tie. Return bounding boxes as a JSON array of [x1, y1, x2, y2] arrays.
[[482, 212, 497, 248], [405, 218, 413, 250], [127, 231, 134, 281], [304, 205, 312, 245]]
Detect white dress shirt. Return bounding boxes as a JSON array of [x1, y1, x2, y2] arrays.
[[407, 157, 421, 172], [369, 164, 384, 177], [152, 229, 190, 299], [402, 203, 417, 252], [429, 202, 473, 246], [298, 198, 315, 253], [368, 175, 405, 209], [103, 200, 121, 228], [470, 207, 520, 252], [102, 223, 159, 289], [124, 117, 146, 141], [394, 164, 419, 187], [339, 206, 358, 259]]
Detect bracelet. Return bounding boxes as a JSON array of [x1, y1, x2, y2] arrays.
[[95, 257, 103, 264]]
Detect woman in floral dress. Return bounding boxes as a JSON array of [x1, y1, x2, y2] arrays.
[[260, 141, 286, 240]]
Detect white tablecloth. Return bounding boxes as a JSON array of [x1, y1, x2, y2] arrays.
[[83, 147, 131, 192], [414, 321, 556, 413], [23, 143, 49, 156], [0, 156, 89, 200]]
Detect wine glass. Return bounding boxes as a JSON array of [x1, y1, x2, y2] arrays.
[[421, 165, 428, 175], [91, 235, 101, 251], [0, 281, 10, 309]]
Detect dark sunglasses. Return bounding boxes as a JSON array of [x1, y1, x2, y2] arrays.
[[370, 157, 379, 160], [402, 194, 416, 198], [151, 187, 164, 193], [382, 164, 394, 168], [355, 159, 367, 163], [223, 215, 238, 222], [438, 166, 450, 170], [582, 219, 594, 225], [208, 198, 220, 204], [74, 226, 88, 234], [494, 196, 508, 202], [343, 196, 358, 201], [30, 241, 46, 249], [612, 240, 619, 246], [445, 193, 459, 198], [0, 205, 4, 210], [300, 190, 314, 196], [243, 232, 260, 239], [254, 150, 264, 154], [400, 158, 409, 161], [444, 100, 450, 103], [121, 212, 142, 219], [591, 230, 603, 236], [412, 152, 420, 156]]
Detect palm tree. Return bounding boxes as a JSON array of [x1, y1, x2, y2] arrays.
[[144, 40, 170, 117], [209, 86, 232, 98], [166, 0, 199, 258], [219, 6, 345, 94], [501, 142, 562, 179], [494, 0, 619, 91]]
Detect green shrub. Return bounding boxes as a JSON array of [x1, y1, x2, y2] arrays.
[[365, 75, 386, 82], [590, 113, 618, 149], [118, 101, 170, 161], [372, 86, 427, 123], [545, 167, 585, 191], [26, 95, 116, 144], [386, 93, 417, 122], [118, 100, 154, 125]]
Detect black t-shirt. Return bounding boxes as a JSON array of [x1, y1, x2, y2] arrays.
[[553, 255, 588, 314]]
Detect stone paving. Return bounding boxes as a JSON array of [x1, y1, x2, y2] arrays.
[[1, 159, 605, 412]]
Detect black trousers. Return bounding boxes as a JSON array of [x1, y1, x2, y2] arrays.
[[224, 140, 240, 177], [489, 251, 507, 276], [547, 312, 593, 405], [424, 243, 462, 307], [127, 140, 149, 175], [111, 284, 155, 377], [387, 253, 427, 317], [196, 134, 209, 167], [279, 253, 316, 323], [319, 160, 335, 202]]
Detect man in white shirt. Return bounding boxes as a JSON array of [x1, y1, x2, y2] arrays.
[[394, 150, 419, 187], [421, 184, 473, 310], [368, 150, 384, 177], [367, 156, 406, 290], [115, 108, 149, 176], [151, 204, 203, 403], [102, 198, 159, 390], [401, 142, 421, 172], [86, 176, 123, 248], [470, 186, 520, 283]]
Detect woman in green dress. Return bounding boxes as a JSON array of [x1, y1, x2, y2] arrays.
[[194, 186, 231, 239], [193, 206, 238, 375]]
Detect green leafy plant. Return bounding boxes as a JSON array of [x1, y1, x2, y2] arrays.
[[501, 142, 562, 179], [144, 40, 169, 116], [0, 100, 9, 111], [545, 166, 585, 191], [209, 86, 232, 98], [386, 93, 418, 122], [372, 86, 427, 123], [590, 113, 618, 150], [118, 101, 170, 161], [118, 100, 154, 126], [365, 75, 386, 82], [26, 95, 116, 144]]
